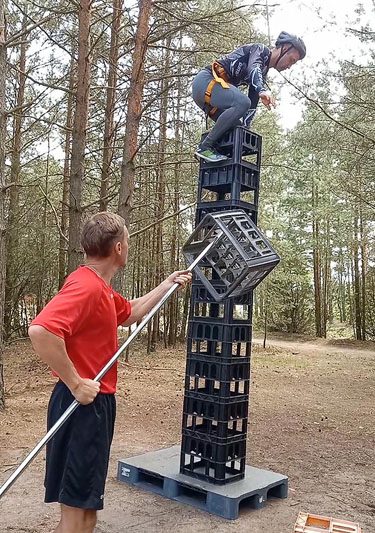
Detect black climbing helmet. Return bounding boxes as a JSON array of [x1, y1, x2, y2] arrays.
[[275, 31, 306, 59]]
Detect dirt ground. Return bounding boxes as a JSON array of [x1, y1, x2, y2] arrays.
[[0, 334, 374, 533]]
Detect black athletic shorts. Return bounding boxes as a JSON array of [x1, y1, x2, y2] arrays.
[[44, 380, 116, 510]]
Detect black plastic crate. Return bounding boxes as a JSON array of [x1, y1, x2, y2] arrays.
[[187, 338, 252, 360], [180, 434, 246, 484], [189, 317, 252, 343], [192, 297, 252, 320], [180, 451, 245, 484], [191, 279, 227, 303], [196, 199, 257, 226], [186, 355, 250, 382], [185, 376, 250, 399], [200, 126, 261, 161], [192, 281, 254, 306], [183, 393, 248, 421], [182, 416, 247, 442], [191, 299, 226, 320], [180, 455, 245, 484], [234, 291, 254, 305], [181, 432, 246, 465], [183, 210, 280, 301], [199, 161, 259, 193]]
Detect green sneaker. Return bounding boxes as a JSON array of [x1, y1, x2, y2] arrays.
[[194, 146, 228, 163]]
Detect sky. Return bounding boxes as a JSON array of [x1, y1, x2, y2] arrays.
[[253, 0, 374, 129]]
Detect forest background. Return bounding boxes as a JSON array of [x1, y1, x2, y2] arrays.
[[0, 0, 374, 407]]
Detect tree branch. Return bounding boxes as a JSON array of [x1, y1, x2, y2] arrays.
[[129, 195, 207, 238], [282, 74, 375, 145], [38, 185, 68, 243]]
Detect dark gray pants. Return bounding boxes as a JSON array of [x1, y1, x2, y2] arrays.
[[192, 69, 257, 148]]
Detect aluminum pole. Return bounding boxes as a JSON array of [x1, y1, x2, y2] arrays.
[[0, 235, 219, 499]]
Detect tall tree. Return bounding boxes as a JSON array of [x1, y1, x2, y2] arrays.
[[67, 0, 92, 273], [0, 0, 7, 409], [100, 0, 122, 211], [4, 14, 27, 335], [150, 37, 171, 350], [118, 0, 153, 226], [59, 57, 75, 287]]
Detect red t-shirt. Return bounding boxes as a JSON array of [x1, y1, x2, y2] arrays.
[[31, 266, 132, 394]]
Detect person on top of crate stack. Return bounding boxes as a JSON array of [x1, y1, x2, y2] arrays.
[[192, 31, 306, 163], [28, 211, 192, 533]]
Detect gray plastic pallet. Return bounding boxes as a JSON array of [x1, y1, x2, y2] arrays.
[[117, 445, 288, 520]]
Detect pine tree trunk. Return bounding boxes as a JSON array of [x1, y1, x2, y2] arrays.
[[167, 35, 183, 347], [349, 260, 356, 337], [67, 0, 92, 274], [118, 0, 153, 226], [151, 41, 170, 350], [150, 224, 158, 351], [312, 177, 323, 337], [100, 0, 122, 210], [179, 286, 191, 342], [4, 18, 27, 336], [359, 205, 366, 340], [149, 224, 157, 352], [59, 57, 75, 288], [0, 0, 7, 410], [353, 213, 362, 340], [338, 247, 347, 323], [167, 182, 179, 346], [321, 216, 331, 338], [36, 137, 50, 314]]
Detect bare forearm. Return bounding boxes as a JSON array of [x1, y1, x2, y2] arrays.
[[123, 270, 192, 326], [127, 280, 171, 324], [28, 325, 81, 391]]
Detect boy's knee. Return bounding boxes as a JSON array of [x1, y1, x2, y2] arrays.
[[235, 94, 252, 118]]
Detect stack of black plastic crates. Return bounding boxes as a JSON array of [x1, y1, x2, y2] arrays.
[[180, 126, 262, 484]]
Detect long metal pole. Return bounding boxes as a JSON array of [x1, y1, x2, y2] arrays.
[[0, 236, 219, 499]]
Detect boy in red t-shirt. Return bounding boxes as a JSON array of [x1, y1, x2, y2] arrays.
[[29, 212, 191, 533]]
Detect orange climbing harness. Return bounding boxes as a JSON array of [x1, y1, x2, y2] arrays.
[[204, 62, 230, 118]]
